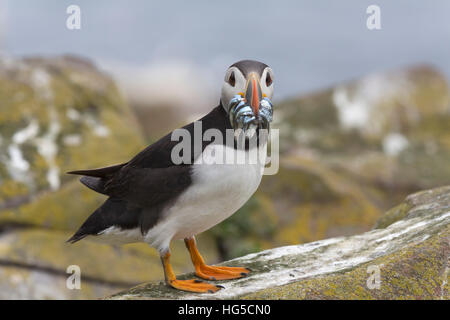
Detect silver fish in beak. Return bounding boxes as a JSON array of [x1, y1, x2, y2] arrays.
[[228, 95, 273, 132]]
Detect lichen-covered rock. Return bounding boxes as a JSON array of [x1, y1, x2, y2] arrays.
[[275, 65, 450, 192], [0, 55, 143, 225], [0, 229, 217, 299], [108, 185, 450, 300], [0, 265, 119, 300], [0, 55, 220, 299]]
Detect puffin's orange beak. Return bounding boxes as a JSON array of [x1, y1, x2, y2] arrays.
[[244, 73, 262, 115]]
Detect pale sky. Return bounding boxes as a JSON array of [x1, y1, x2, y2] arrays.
[[2, 0, 450, 99]]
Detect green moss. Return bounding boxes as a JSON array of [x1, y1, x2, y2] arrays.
[[0, 180, 29, 200], [373, 202, 412, 229], [374, 186, 450, 230]]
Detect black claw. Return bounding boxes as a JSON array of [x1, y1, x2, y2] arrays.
[[216, 285, 225, 289], [194, 279, 203, 283], [210, 277, 217, 281], [208, 290, 214, 293], [246, 268, 253, 272], [240, 272, 248, 277]]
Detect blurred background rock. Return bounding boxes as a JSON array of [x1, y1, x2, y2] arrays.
[[0, 56, 219, 299], [0, 1, 449, 299]]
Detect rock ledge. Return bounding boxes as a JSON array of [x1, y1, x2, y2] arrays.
[[109, 186, 450, 300]]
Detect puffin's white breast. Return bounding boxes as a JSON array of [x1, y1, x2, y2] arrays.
[[144, 142, 267, 251]]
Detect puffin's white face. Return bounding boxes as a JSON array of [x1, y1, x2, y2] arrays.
[[221, 66, 274, 114]]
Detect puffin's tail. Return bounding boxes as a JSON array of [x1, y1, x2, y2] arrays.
[[67, 163, 127, 195], [66, 163, 127, 178]]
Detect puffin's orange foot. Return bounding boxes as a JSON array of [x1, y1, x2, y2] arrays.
[[168, 279, 224, 293], [195, 265, 251, 281]]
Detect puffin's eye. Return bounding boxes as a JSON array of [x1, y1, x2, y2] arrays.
[[265, 73, 272, 87], [228, 72, 235, 87]]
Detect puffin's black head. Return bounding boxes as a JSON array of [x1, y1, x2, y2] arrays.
[[221, 60, 274, 112], [221, 60, 274, 126]]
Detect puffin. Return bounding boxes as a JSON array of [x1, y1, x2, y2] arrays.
[[67, 60, 275, 293]]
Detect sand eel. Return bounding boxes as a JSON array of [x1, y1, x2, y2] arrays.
[[67, 60, 275, 293]]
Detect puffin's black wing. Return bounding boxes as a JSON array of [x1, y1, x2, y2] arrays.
[[67, 197, 142, 243], [102, 165, 192, 208], [67, 122, 197, 197], [67, 133, 194, 202]]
